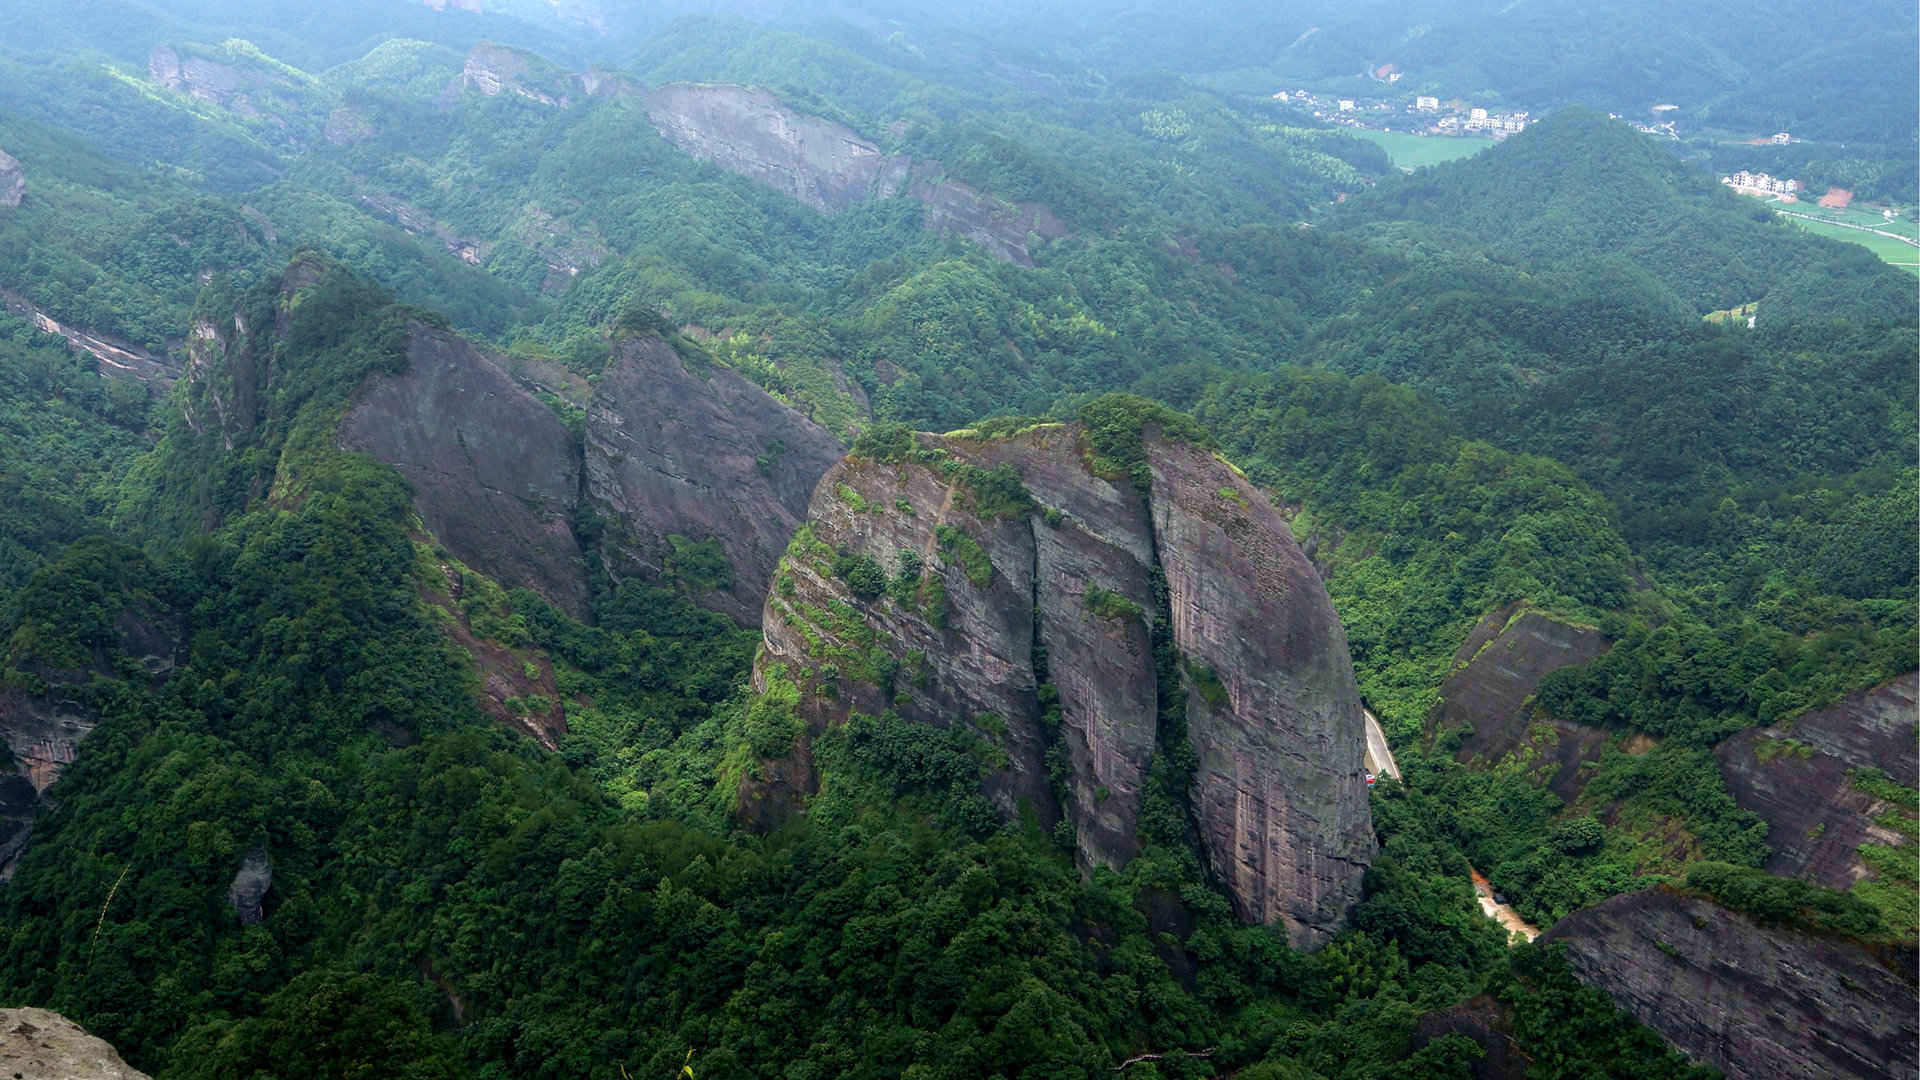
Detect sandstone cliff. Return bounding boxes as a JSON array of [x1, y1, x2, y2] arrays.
[[339, 323, 589, 618], [641, 84, 1067, 265], [1544, 888, 1919, 1080], [0, 148, 23, 207], [0, 1008, 150, 1080], [1715, 672, 1918, 888], [583, 335, 845, 626], [745, 421, 1373, 945], [1430, 603, 1616, 802]]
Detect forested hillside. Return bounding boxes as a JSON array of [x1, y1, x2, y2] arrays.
[[0, 4, 1913, 1078]]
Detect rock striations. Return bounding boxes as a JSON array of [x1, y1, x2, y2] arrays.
[[1715, 671, 1918, 888], [743, 421, 1373, 946], [585, 336, 845, 626], [1544, 888, 1919, 1080], [641, 84, 1067, 265]]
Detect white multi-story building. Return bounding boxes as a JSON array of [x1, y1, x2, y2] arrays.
[[1338, 99, 1356, 112], [1415, 95, 1439, 110]]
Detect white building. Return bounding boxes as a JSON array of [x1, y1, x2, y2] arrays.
[[1338, 99, 1355, 112], [1415, 95, 1439, 110], [1771, 131, 1791, 144]]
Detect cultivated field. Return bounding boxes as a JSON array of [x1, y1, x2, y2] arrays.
[[1352, 129, 1494, 170]]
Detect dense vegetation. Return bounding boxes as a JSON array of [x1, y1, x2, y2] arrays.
[[0, 3, 1912, 1077]]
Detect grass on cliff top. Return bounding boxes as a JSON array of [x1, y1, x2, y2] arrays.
[[1077, 394, 1214, 493]]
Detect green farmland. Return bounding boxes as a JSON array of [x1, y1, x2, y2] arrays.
[[1353, 128, 1495, 170], [1769, 201, 1920, 274]]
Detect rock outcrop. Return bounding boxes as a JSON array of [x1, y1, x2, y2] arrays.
[[642, 84, 1067, 265], [0, 148, 23, 207], [584, 335, 845, 626], [746, 421, 1373, 946], [0, 1008, 150, 1080], [146, 43, 312, 132], [227, 847, 272, 926], [461, 43, 570, 106], [339, 324, 589, 618], [3, 292, 177, 387], [1430, 603, 1616, 802], [1715, 672, 1918, 888], [0, 608, 179, 879], [1544, 888, 1919, 1080]]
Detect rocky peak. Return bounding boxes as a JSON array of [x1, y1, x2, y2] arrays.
[[0, 147, 23, 207], [641, 83, 1066, 265], [744, 417, 1373, 946]]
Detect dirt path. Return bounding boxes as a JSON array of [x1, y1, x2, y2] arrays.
[[1772, 208, 1919, 247]]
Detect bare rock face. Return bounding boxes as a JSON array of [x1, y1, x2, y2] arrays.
[[642, 84, 1067, 264], [1148, 439, 1373, 937], [0, 148, 23, 207], [0, 1008, 150, 1080], [339, 324, 589, 618], [1430, 603, 1616, 802], [584, 335, 844, 626], [1715, 672, 1918, 888], [146, 44, 311, 132], [1544, 888, 1919, 1080], [746, 422, 1372, 946], [227, 847, 272, 926], [461, 43, 569, 106], [642, 84, 912, 214]]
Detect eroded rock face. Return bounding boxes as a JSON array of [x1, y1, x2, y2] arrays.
[[1715, 672, 1918, 888], [0, 1008, 150, 1080], [642, 84, 1067, 264], [1431, 603, 1616, 802], [0, 148, 23, 207], [339, 324, 589, 618], [643, 84, 912, 214], [747, 423, 1372, 945], [1148, 440, 1373, 935], [1544, 888, 1919, 1080], [584, 335, 844, 626], [0, 610, 180, 879], [227, 847, 272, 926], [462, 43, 569, 106]]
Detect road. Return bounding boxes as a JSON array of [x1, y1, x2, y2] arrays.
[[1361, 708, 1401, 781], [1361, 707, 1540, 941]]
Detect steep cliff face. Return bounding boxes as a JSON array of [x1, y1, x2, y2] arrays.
[[1715, 672, 1918, 888], [146, 44, 312, 135], [339, 324, 588, 619], [584, 335, 845, 626], [0, 148, 23, 207], [0, 1008, 151, 1080], [1148, 440, 1373, 931], [1544, 888, 1919, 1080], [642, 84, 1067, 265], [746, 422, 1372, 945], [1430, 603, 1616, 802]]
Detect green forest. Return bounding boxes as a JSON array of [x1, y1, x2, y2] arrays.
[[0, 3, 1913, 1078]]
